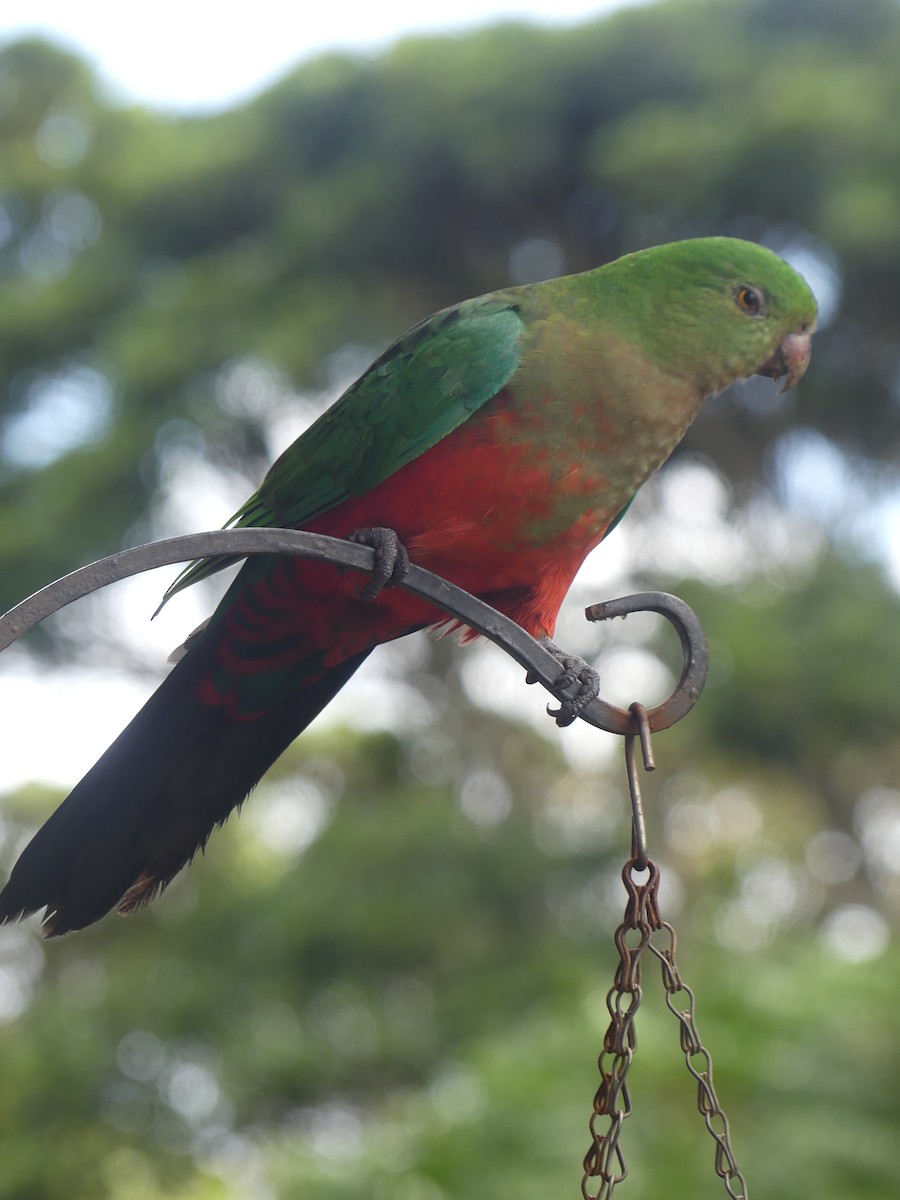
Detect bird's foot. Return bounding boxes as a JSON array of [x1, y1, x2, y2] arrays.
[[534, 636, 600, 727], [348, 527, 411, 599]]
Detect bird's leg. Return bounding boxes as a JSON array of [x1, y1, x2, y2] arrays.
[[348, 527, 411, 599], [533, 636, 601, 727]]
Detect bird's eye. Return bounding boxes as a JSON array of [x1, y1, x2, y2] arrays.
[[736, 285, 763, 315]]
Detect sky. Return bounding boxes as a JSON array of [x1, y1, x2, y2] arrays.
[[0, 0, 644, 112]]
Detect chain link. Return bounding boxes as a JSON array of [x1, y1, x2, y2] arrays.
[[647, 919, 749, 1199], [581, 861, 658, 1199], [582, 858, 748, 1199]]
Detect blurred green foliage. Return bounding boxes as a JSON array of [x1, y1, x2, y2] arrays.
[[3, 0, 900, 604], [2, 0, 900, 1196]]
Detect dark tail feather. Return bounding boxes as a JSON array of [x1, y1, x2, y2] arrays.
[[0, 640, 371, 936]]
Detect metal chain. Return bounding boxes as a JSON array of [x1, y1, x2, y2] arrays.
[[581, 861, 659, 1199], [647, 919, 749, 1199], [582, 714, 748, 1198]]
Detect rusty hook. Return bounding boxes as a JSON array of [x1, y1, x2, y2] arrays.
[[583, 594, 709, 867], [625, 702, 654, 870], [584, 591, 709, 735]]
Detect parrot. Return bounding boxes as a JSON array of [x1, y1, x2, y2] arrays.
[[0, 237, 816, 936]]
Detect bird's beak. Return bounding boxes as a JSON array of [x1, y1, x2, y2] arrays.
[[756, 329, 813, 394]]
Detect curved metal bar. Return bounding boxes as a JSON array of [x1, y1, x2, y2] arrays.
[[0, 529, 708, 736], [586, 592, 709, 732]]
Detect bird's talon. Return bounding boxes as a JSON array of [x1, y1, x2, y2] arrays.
[[539, 637, 600, 727], [348, 527, 410, 599], [547, 700, 580, 724]]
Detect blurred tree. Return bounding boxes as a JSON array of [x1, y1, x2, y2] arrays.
[[2, 0, 900, 1196], [2, 0, 900, 611], [2, 625, 900, 1196]]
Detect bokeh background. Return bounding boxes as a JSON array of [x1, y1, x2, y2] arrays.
[[2, 0, 900, 1196]]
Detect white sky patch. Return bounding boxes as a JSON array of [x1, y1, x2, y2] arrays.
[[864, 487, 900, 591], [0, 0, 649, 112], [775, 235, 843, 330], [247, 779, 334, 859], [772, 428, 851, 522], [4, 365, 116, 471], [820, 904, 889, 964], [0, 653, 151, 791]]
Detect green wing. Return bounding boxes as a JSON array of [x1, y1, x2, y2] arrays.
[[161, 296, 525, 604]]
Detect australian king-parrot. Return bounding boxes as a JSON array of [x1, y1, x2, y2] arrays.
[[0, 237, 816, 935]]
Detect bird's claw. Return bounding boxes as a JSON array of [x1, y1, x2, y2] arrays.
[[536, 636, 601, 727], [348, 527, 411, 599]]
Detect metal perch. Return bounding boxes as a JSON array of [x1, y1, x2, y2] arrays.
[[0, 528, 708, 736]]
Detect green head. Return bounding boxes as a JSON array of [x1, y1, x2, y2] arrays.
[[597, 236, 817, 395]]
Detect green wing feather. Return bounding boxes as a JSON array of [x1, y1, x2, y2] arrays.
[[160, 296, 525, 605]]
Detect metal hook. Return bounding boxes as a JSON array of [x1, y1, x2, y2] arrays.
[[589, 594, 709, 869], [585, 591, 709, 735], [625, 702, 653, 870]]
